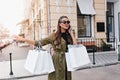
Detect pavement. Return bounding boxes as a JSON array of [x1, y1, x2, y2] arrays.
[[0, 44, 120, 80], [20, 64, 120, 80]]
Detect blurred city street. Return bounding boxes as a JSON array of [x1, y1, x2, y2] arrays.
[[0, 43, 33, 61], [0, 43, 120, 80]]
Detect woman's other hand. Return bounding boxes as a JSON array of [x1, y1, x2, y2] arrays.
[[12, 35, 25, 42], [12, 35, 36, 45]]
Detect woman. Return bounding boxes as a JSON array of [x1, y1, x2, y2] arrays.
[[14, 16, 77, 80]]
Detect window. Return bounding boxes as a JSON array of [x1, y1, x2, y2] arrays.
[[77, 4, 92, 37], [77, 15, 91, 37], [106, 2, 115, 42], [77, 0, 95, 38]]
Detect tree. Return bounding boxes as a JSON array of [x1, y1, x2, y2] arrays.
[[0, 24, 10, 39]]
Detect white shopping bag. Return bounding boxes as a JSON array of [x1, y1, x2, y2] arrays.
[[24, 49, 55, 75], [65, 45, 91, 71]]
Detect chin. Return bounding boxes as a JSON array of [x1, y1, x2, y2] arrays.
[[65, 27, 69, 29], [64, 28, 68, 30]]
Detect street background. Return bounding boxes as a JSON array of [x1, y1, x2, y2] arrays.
[[0, 43, 120, 80]]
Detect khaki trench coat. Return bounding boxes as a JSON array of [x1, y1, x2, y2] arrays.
[[35, 33, 71, 80]]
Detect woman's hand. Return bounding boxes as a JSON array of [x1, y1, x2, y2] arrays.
[[68, 28, 74, 36], [68, 29, 78, 45], [13, 35, 25, 42], [12, 35, 36, 45]]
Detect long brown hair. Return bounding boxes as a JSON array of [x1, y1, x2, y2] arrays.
[[54, 16, 73, 45]]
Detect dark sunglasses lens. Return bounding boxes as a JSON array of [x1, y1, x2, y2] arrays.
[[62, 21, 70, 24], [67, 21, 70, 24], [63, 21, 66, 24]]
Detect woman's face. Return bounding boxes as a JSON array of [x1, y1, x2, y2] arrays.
[[59, 18, 70, 32]]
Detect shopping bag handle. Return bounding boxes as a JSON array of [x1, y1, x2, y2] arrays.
[[35, 41, 46, 51], [68, 44, 84, 48], [37, 41, 42, 48], [35, 41, 51, 53]]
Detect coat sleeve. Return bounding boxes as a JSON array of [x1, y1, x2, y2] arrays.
[[35, 33, 55, 47]]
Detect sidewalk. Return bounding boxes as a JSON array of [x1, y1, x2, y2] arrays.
[[0, 51, 119, 80], [82, 51, 118, 69]]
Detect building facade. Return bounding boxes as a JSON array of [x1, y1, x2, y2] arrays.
[[18, 0, 120, 51]]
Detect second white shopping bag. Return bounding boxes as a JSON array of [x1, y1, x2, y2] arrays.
[[24, 49, 55, 75], [65, 44, 91, 71]]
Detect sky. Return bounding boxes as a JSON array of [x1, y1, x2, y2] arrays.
[[0, 0, 25, 35]]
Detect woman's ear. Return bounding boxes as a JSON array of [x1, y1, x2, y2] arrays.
[[59, 23, 62, 27]]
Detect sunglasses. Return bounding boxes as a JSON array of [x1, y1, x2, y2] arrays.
[[60, 20, 70, 24]]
